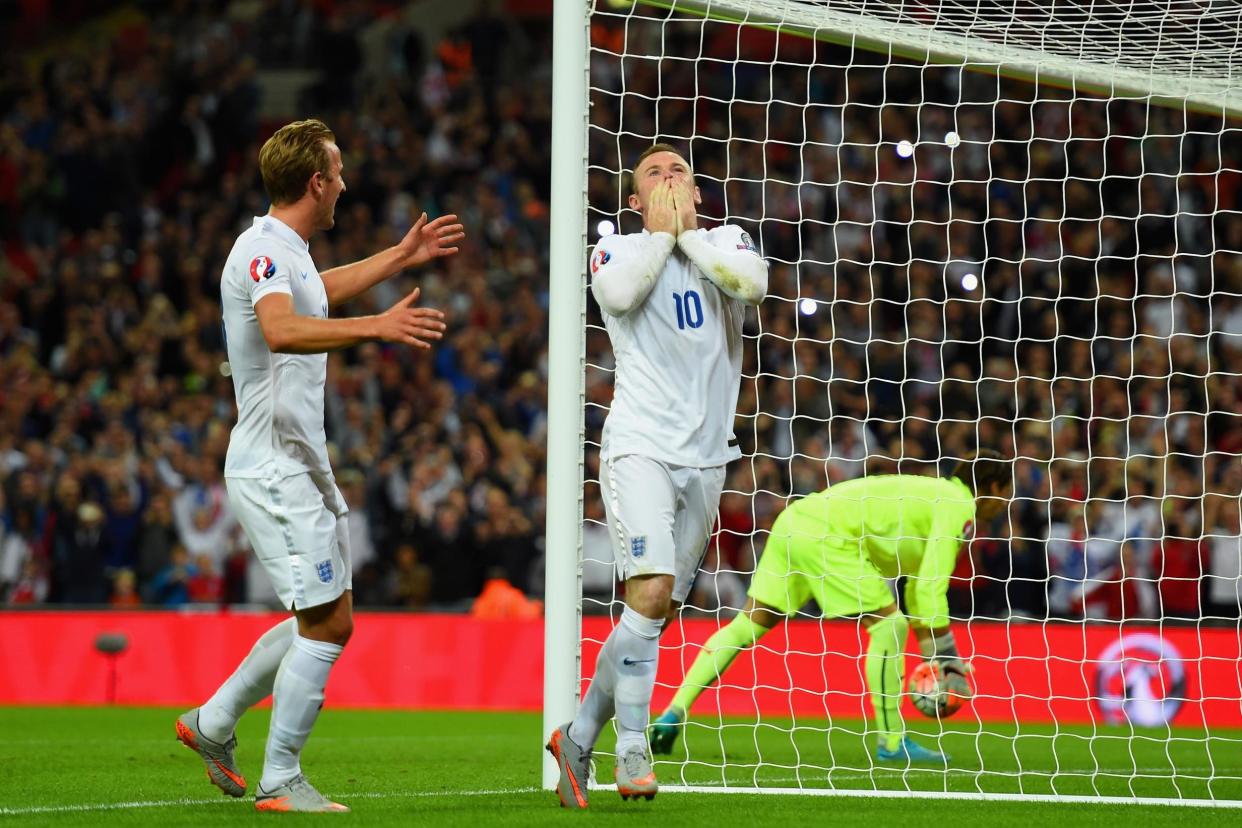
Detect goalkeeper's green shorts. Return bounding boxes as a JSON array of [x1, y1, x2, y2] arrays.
[[747, 507, 893, 618]]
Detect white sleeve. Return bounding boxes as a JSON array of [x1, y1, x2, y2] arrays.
[[677, 225, 768, 306], [589, 232, 676, 316], [238, 243, 293, 306]]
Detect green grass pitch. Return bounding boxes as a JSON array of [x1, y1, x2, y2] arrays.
[[0, 706, 1239, 825]]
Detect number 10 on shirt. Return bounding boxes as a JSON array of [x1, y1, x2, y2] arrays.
[[673, 289, 704, 330]]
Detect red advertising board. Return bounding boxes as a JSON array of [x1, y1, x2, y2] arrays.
[[1, 611, 1238, 727], [635, 618, 1242, 727]]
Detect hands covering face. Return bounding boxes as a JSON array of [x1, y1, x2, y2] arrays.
[[646, 180, 678, 235], [670, 178, 698, 235]]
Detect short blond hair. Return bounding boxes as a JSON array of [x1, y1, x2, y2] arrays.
[[259, 119, 335, 206], [627, 142, 691, 195]]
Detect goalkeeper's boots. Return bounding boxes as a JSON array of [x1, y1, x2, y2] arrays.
[[254, 774, 349, 812], [615, 745, 658, 801], [876, 735, 951, 765], [546, 723, 592, 809], [174, 708, 247, 797], [649, 707, 685, 755]]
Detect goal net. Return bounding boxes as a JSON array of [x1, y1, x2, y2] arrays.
[[551, 0, 1242, 807]]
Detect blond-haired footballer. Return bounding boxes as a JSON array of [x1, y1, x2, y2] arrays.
[[174, 119, 463, 812]]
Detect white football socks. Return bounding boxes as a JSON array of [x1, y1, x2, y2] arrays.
[[569, 634, 617, 751], [259, 632, 343, 792], [610, 606, 663, 754], [198, 617, 296, 743]]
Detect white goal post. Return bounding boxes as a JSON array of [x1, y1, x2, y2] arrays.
[[544, 0, 1242, 804]]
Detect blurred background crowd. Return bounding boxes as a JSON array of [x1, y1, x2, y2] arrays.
[[1, 0, 551, 611], [2, 2, 1239, 623]]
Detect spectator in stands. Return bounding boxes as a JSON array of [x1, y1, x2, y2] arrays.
[[1153, 511, 1204, 619], [186, 553, 223, 605], [7, 559, 49, 605], [420, 501, 479, 607], [1047, 504, 1088, 619], [0, 485, 40, 601], [55, 502, 108, 605], [471, 567, 542, 620], [1204, 463, 1242, 618], [146, 546, 197, 607], [387, 543, 432, 609], [171, 458, 235, 566], [338, 469, 376, 574], [103, 485, 142, 578], [109, 568, 143, 608], [135, 491, 178, 590]]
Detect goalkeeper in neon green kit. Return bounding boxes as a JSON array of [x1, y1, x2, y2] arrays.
[[651, 450, 1012, 764]]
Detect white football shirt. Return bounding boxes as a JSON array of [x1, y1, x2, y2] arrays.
[[593, 225, 759, 468], [221, 215, 331, 479]]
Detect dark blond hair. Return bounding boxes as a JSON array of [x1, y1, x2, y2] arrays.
[[627, 142, 691, 195], [259, 119, 335, 206], [950, 449, 1012, 495]]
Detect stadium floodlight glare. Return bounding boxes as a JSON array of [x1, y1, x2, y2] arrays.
[[597, 219, 616, 237], [549, 0, 1242, 807]]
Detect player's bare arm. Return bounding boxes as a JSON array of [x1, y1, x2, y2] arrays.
[[320, 212, 465, 306], [255, 287, 445, 353], [670, 179, 768, 305]]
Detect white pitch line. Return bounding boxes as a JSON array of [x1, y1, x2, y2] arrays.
[[656, 767, 1225, 784], [0, 798, 234, 817], [0, 787, 539, 817], [593, 784, 1242, 809], [5, 783, 1241, 816]]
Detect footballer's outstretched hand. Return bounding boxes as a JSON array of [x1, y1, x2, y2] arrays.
[[396, 212, 465, 269], [374, 287, 446, 349]]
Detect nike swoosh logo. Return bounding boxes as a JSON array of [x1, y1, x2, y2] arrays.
[[622, 657, 655, 666]]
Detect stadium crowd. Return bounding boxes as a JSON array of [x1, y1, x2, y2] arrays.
[[0, 1, 551, 610], [2, 4, 1240, 622]]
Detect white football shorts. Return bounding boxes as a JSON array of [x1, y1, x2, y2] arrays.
[[226, 472, 352, 610], [599, 454, 726, 603]]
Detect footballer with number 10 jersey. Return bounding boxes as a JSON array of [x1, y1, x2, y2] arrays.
[[545, 144, 768, 809]]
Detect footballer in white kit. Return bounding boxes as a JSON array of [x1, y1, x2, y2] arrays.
[[222, 214, 350, 612], [174, 119, 463, 813], [546, 144, 768, 808]]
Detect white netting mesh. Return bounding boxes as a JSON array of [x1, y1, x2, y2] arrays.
[[645, 0, 1242, 110], [578, 0, 1242, 804]]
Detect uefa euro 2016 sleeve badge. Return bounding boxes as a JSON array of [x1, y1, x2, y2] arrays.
[[249, 255, 277, 282]]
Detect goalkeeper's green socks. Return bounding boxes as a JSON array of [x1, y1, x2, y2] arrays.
[[865, 612, 909, 753], [669, 613, 771, 714]]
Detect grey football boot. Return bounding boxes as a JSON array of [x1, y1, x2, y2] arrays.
[[174, 709, 246, 797], [615, 745, 658, 801], [254, 774, 350, 813], [545, 723, 592, 808]]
